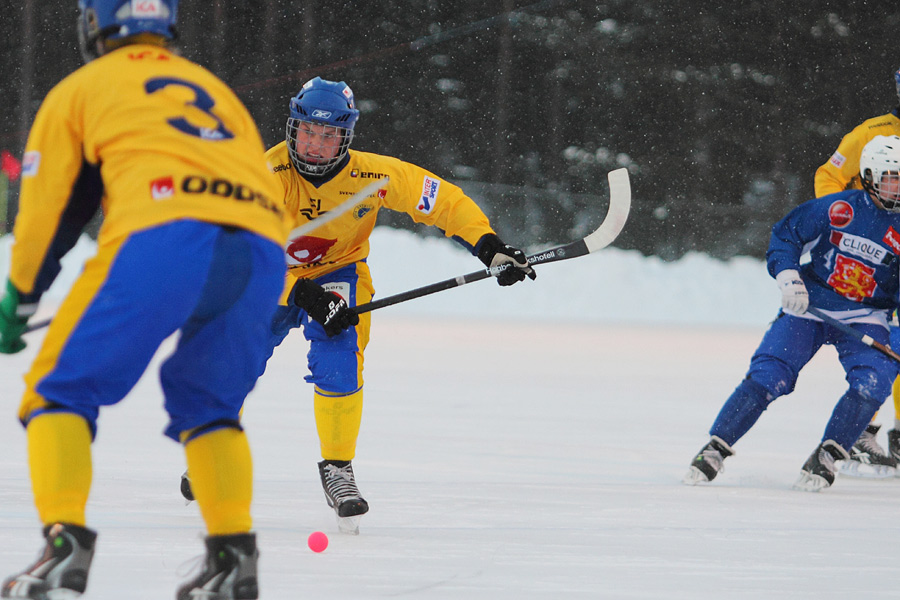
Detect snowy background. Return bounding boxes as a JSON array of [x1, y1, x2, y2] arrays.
[[2, 227, 898, 599]]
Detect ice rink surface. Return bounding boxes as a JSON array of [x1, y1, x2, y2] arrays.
[[2, 229, 899, 598]]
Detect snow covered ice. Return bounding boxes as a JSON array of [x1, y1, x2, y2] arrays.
[[1, 228, 898, 599]]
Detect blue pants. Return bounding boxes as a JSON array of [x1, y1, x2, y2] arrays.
[[263, 263, 370, 395], [709, 312, 897, 450], [20, 221, 285, 441]]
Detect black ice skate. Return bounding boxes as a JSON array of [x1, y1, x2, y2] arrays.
[[319, 460, 368, 535], [177, 533, 258, 600], [888, 428, 900, 463], [683, 435, 734, 485], [2, 522, 97, 599], [180, 469, 195, 502], [839, 424, 898, 479], [793, 440, 849, 492]]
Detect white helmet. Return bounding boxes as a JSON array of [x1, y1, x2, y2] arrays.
[[860, 135, 900, 212]]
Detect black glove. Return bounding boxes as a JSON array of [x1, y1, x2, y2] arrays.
[[290, 278, 359, 337], [476, 233, 536, 286]]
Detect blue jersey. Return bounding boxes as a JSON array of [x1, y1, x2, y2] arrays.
[[767, 189, 900, 318]]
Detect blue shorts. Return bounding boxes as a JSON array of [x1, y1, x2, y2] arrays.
[[20, 221, 286, 441], [265, 262, 372, 395]]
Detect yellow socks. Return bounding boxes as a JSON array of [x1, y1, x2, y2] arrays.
[[314, 388, 363, 461], [27, 412, 92, 527], [184, 427, 253, 535], [893, 375, 900, 424]]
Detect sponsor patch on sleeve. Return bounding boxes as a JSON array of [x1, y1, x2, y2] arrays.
[[417, 176, 440, 214], [828, 151, 846, 168], [885, 227, 900, 255], [21, 151, 40, 178]]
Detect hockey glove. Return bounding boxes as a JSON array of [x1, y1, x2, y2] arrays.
[[291, 278, 360, 337], [0, 280, 34, 354], [775, 269, 809, 315], [476, 233, 537, 286]]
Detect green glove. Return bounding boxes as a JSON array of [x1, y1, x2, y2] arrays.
[[0, 280, 30, 354]]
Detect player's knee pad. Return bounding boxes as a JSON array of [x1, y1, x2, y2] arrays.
[[848, 368, 894, 405], [745, 356, 798, 398]]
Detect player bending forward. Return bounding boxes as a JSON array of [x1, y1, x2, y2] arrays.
[[0, 1, 289, 598], [181, 77, 535, 533], [684, 135, 900, 492]]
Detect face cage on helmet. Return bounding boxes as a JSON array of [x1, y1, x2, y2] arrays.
[[864, 170, 900, 212], [286, 118, 354, 177]]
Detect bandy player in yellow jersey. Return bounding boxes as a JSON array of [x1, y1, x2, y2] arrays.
[[182, 76, 536, 534], [0, 1, 290, 599], [813, 68, 900, 478]]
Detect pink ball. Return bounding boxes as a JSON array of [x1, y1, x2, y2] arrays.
[[307, 531, 329, 553]]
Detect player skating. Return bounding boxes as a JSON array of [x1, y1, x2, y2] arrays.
[[685, 135, 900, 492], [813, 68, 900, 476], [180, 77, 536, 533], [0, 1, 289, 598]]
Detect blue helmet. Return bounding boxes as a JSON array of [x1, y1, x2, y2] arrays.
[[78, 0, 178, 61], [286, 77, 360, 177]]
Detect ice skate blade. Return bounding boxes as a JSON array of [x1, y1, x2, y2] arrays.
[[838, 460, 897, 479], [792, 472, 830, 492], [682, 466, 710, 486], [46, 589, 82, 600], [337, 515, 361, 535]]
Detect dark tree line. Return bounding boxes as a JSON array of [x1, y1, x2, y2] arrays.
[[1, 0, 899, 259]]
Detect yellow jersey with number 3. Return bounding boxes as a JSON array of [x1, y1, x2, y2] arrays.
[[12, 44, 288, 299]]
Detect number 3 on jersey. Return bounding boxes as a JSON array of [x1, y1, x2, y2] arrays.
[[145, 77, 235, 141]]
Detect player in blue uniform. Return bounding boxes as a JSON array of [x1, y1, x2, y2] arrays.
[[814, 69, 900, 475], [684, 135, 900, 491]]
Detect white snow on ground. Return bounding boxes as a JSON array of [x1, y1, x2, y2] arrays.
[[1, 228, 896, 599]]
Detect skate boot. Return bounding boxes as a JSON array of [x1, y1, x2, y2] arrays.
[[2, 523, 97, 599], [793, 440, 849, 492], [319, 460, 368, 535], [839, 424, 898, 478], [683, 435, 734, 485], [180, 470, 195, 502], [888, 428, 900, 463], [177, 533, 258, 600]]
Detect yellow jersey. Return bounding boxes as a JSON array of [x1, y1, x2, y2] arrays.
[[814, 109, 900, 197], [267, 143, 495, 287], [12, 44, 288, 300]]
